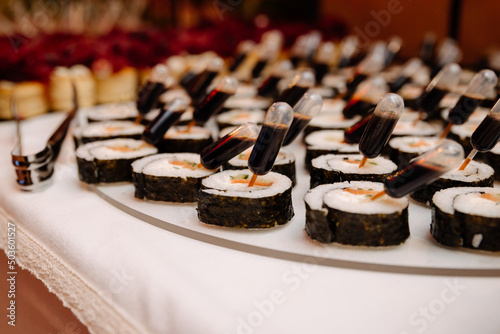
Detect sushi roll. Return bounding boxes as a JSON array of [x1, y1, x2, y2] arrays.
[[222, 96, 271, 112], [216, 109, 265, 130], [431, 187, 500, 251], [397, 83, 424, 110], [411, 160, 495, 204], [132, 153, 216, 202], [310, 154, 397, 188], [305, 181, 409, 246], [387, 136, 440, 164], [391, 120, 442, 137], [155, 125, 213, 154], [198, 169, 294, 228], [320, 98, 346, 114], [303, 113, 361, 138], [83, 102, 139, 123], [304, 130, 359, 170], [73, 121, 145, 148], [224, 147, 297, 186], [76, 139, 157, 183]]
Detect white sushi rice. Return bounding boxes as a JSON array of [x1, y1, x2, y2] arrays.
[[132, 153, 214, 179], [392, 120, 442, 136], [76, 139, 157, 161], [234, 84, 257, 98], [453, 191, 500, 218], [216, 109, 265, 125], [321, 74, 346, 92], [326, 154, 397, 175], [320, 98, 346, 114], [309, 86, 335, 98], [440, 160, 494, 182], [83, 102, 138, 121], [201, 169, 291, 198], [305, 130, 358, 152], [398, 83, 423, 101], [228, 147, 294, 167], [164, 126, 212, 140], [439, 93, 460, 109], [323, 181, 408, 215], [224, 96, 271, 110], [389, 136, 440, 154], [304, 182, 350, 211], [74, 121, 144, 138], [491, 142, 500, 155], [450, 121, 479, 140], [432, 187, 498, 214], [308, 113, 360, 129], [159, 89, 192, 105]]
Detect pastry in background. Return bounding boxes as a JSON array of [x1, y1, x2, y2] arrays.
[[0, 81, 48, 119], [93, 59, 138, 104], [49, 65, 96, 110]]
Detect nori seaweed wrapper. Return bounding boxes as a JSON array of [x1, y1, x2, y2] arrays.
[[305, 148, 333, 171], [310, 168, 388, 188], [77, 157, 139, 183], [305, 202, 335, 243], [326, 207, 410, 246], [487, 151, 500, 181], [431, 203, 464, 247], [456, 210, 500, 251], [132, 173, 205, 202], [156, 137, 213, 154]]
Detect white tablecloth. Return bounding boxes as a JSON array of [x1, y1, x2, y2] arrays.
[[1, 112, 500, 334]]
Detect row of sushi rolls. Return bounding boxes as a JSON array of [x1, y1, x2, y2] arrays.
[[71, 30, 500, 251]]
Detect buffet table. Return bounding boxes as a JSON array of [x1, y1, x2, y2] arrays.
[[1, 112, 500, 334]]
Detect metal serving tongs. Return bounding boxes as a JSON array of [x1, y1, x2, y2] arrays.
[[11, 85, 78, 191]]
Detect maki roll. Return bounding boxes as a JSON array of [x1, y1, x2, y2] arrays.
[[431, 187, 500, 251], [411, 160, 495, 204], [155, 125, 213, 153], [216, 109, 265, 130], [310, 154, 397, 188], [73, 121, 145, 148], [198, 169, 293, 228], [388, 136, 440, 164], [304, 130, 359, 170], [305, 181, 409, 246], [397, 83, 424, 110], [83, 102, 138, 123], [76, 139, 157, 183], [222, 96, 271, 112], [224, 147, 296, 186], [391, 120, 442, 137], [132, 153, 216, 202], [303, 113, 361, 138]]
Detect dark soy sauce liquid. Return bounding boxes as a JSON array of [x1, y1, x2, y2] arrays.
[[193, 90, 231, 124], [230, 53, 247, 72], [290, 56, 301, 68], [201, 136, 255, 169], [420, 87, 447, 116], [192, 71, 219, 104], [180, 71, 199, 91], [344, 112, 373, 144], [337, 56, 350, 69], [344, 73, 367, 101], [143, 108, 185, 145], [137, 82, 167, 114], [471, 114, 500, 151], [258, 76, 281, 98], [384, 162, 443, 198], [252, 60, 268, 78], [282, 114, 311, 146], [313, 63, 329, 84], [448, 95, 481, 125], [359, 114, 398, 158], [248, 124, 288, 175], [342, 99, 375, 119], [389, 75, 410, 93], [277, 85, 309, 108]]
